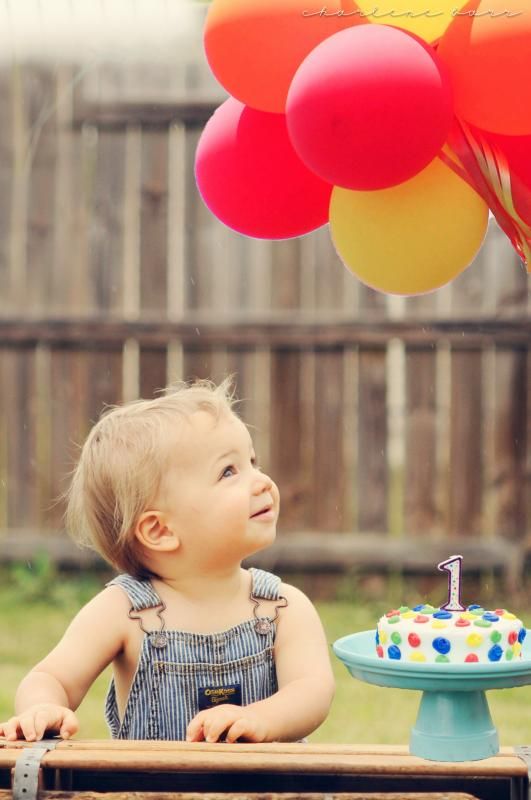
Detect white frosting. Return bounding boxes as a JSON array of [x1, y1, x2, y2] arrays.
[[376, 604, 526, 664]]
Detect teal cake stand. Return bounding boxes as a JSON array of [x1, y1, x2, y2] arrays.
[[333, 631, 531, 762]]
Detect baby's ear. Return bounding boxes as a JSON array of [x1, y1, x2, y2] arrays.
[[135, 511, 180, 553]]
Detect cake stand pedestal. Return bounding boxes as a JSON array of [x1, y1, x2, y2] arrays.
[[333, 631, 531, 762]]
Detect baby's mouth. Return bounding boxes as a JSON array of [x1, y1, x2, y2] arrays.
[[250, 505, 273, 519]]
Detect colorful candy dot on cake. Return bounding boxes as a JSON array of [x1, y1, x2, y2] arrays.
[[408, 633, 421, 647], [514, 642, 522, 657], [505, 648, 514, 661], [391, 632, 402, 645], [473, 618, 492, 628], [460, 612, 477, 621], [508, 631, 518, 645], [409, 652, 426, 662], [380, 630, 388, 644], [422, 605, 436, 613], [435, 654, 450, 663], [431, 620, 448, 629], [432, 637, 451, 655], [490, 630, 502, 644], [465, 653, 479, 663], [467, 604, 481, 611], [386, 609, 401, 617], [399, 605, 410, 613], [414, 614, 429, 623], [504, 612, 517, 620], [413, 604, 424, 611], [518, 628, 527, 644], [483, 612, 499, 622], [375, 629, 380, 645], [470, 607, 486, 616], [388, 615, 401, 624], [376, 645, 384, 658], [433, 610, 453, 620], [466, 633, 483, 648], [488, 644, 503, 662], [401, 611, 416, 619], [388, 645, 401, 660], [455, 618, 470, 627], [495, 608, 506, 615]]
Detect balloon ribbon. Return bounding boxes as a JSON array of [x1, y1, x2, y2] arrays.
[[442, 118, 531, 271]]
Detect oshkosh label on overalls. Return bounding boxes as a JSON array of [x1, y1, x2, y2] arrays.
[[198, 684, 242, 710]]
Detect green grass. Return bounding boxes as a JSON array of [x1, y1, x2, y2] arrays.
[[2, 563, 531, 745]]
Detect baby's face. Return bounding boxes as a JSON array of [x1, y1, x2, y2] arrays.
[[156, 410, 280, 567]]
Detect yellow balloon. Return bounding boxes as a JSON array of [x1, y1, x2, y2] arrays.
[[355, 0, 469, 43], [329, 156, 489, 296]]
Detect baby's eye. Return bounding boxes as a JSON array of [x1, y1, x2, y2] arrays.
[[220, 465, 236, 479]]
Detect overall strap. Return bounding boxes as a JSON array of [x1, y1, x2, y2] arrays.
[[106, 574, 162, 611], [248, 568, 287, 635], [249, 567, 282, 600]]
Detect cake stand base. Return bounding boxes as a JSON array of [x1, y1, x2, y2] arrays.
[[410, 689, 498, 761], [333, 631, 531, 763]]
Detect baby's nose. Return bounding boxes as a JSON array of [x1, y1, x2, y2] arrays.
[[253, 471, 273, 492]]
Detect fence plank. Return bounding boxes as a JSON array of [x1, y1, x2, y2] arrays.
[[90, 129, 125, 312], [449, 349, 484, 535], [269, 350, 305, 532], [139, 347, 168, 399], [404, 347, 438, 535], [491, 346, 528, 539], [140, 128, 168, 315], [357, 347, 388, 531], [0, 69, 12, 309], [313, 348, 345, 531]]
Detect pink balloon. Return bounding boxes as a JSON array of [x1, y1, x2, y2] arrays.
[[286, 25, 454, 191], [195, 98, 332, 239]]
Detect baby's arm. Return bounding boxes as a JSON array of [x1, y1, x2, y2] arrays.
[[0, 586, 128, 741], [187, 584, 335, 743]]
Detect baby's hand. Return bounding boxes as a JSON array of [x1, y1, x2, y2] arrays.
[[0, 704, 79, 742], [186, 704, 269, 743]]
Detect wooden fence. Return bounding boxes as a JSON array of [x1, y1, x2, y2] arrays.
[[0, 3, 530, 576]]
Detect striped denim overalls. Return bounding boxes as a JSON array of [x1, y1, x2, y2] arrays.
[[104, 568, 285, 740]]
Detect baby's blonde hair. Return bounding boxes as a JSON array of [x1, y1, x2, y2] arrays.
[[65, 377, 237, 578]]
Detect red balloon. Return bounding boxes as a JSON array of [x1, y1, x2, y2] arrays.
[[195, 98, 332, 239], [286, 25, 454, 190]]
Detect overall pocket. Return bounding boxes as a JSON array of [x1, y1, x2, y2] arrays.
[[149, 648, 277, 740]]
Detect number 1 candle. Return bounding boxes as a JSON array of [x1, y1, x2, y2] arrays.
[[438, 554, 466, 612]]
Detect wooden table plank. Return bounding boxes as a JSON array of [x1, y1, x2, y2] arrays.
[[0, 741, 526, 778], [0, 791, 485, 800]]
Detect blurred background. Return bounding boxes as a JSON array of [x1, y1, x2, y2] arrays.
[[0, 0, 530, 744]]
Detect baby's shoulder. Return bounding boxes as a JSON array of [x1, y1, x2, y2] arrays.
[[76, 583, 132, 622], [278, 581, 318, 616]]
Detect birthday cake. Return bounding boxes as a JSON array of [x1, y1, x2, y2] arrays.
[[376, 604, 526, 664]]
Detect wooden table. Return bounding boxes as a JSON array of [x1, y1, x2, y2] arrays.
[[0, 741, 529, 800]]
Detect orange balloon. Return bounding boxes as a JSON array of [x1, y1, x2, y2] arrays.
[[438, 0, 531, 135], [204, 0, 365, 114]]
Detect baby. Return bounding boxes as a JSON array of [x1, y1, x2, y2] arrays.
[[0, 379, 334, 743]]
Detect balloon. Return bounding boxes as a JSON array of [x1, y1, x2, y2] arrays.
[[353, 0, 468, 43], [437, 0, 531, 135], [329, 156, 489, 295], [204, 0, 366, 114], [286, 25, 453, 190], [195, 98, 332, 240]]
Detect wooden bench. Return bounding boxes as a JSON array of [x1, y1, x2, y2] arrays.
[[0, 741, 528, 800]]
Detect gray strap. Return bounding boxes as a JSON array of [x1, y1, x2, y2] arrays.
[[12, 739, 59, 800], [514, 745, 531, 800]]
